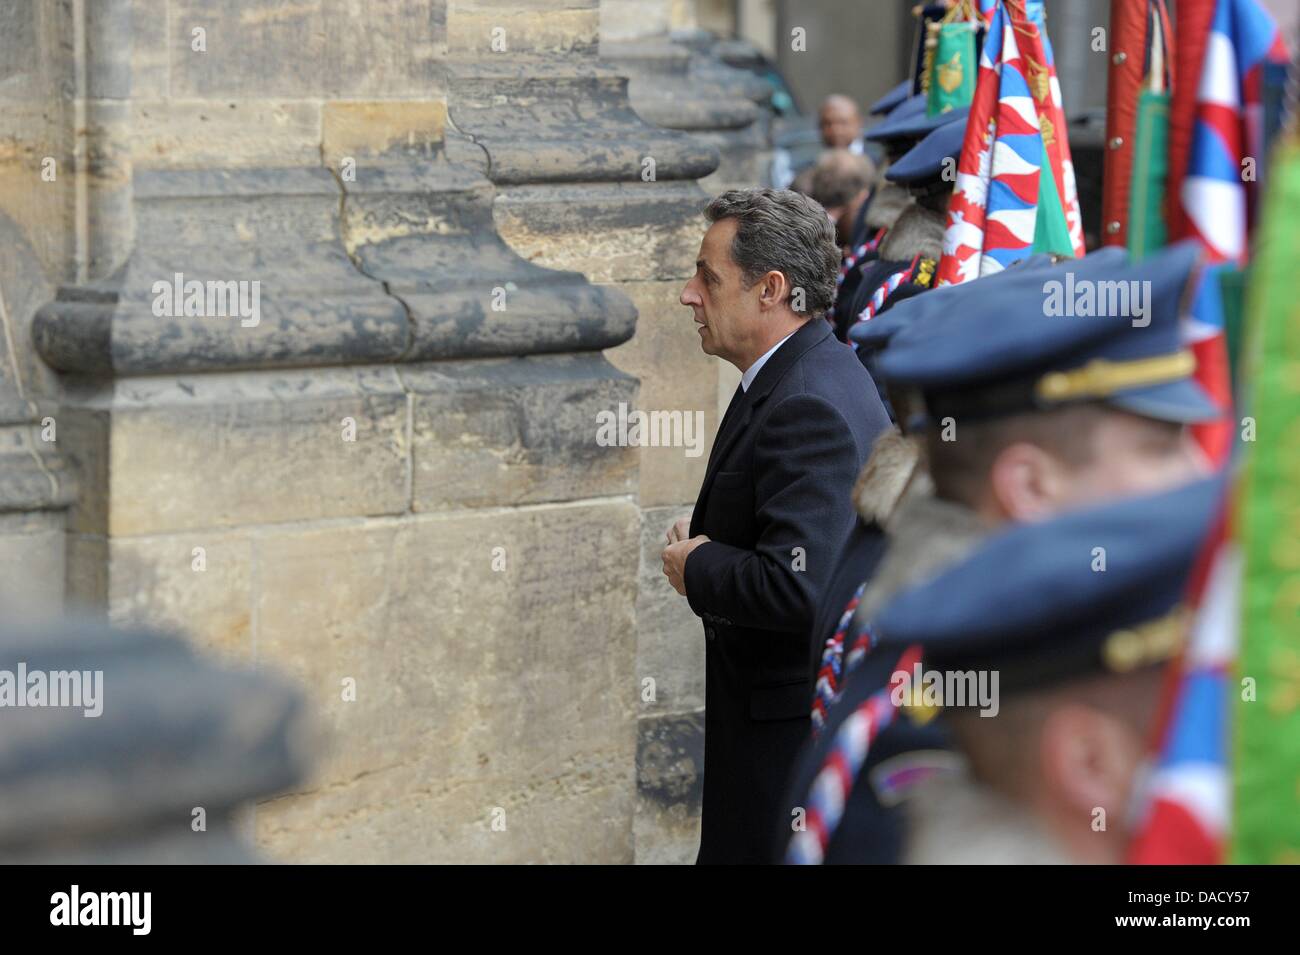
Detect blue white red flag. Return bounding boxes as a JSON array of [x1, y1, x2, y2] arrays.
[[1128, 507, 1236, 864], [1180, 0, 1288, 264]]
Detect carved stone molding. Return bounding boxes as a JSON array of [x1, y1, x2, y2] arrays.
[[34, 158, 638, 377], [444, 55, 720, 184]]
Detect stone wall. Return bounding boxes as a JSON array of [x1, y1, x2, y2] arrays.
[[0, 1, 76, 624], [2, 0, 755, 863]]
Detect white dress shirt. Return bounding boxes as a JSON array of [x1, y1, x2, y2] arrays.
[[740, 331, 797, 392]]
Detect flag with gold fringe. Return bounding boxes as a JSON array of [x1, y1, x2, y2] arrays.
[[936, 0, 1084, 286], [1126, 1, 1175, 258], [1021, 0, 1086, 258], [924, 3, 981, 117], [1103, 0, 1174, 252]]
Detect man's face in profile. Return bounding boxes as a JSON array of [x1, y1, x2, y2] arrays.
[[977, 408, 1211, 526], [819, 99, 862, 149], [949, 665, 1166, 865], [680, 218, 755, 366], [1049, 411, 1210, 511]]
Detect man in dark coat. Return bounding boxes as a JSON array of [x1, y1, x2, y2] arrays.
[[661, 188, 890, 863]]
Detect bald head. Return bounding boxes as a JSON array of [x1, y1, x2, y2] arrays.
[[819, 95, 863, 149]]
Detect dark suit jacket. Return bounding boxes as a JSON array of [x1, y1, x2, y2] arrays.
[[684, 317, 890, 863]]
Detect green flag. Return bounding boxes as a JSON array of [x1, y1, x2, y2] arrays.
[[1218, 266, 1249, 397], [1231, 136, 1300, 865], [1127, 89, 1170, 260], [1030, 139, 1075, 258], [926, 22, 976, 117]]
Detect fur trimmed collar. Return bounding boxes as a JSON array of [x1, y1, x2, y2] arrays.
[[902, 766, 1072, 864], [864, 181, 914, 231], [877, 203, 946, 263], [853, 429, 923, 526], [853, 482, 989, 624]]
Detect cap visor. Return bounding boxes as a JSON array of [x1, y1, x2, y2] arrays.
[[1105, 378, 1223, 424], [849, 324, 902, 351], [869, 80, 912, 115]]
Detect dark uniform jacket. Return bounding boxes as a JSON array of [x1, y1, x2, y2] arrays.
[[776, 475, 991, 864], [684, 317, 889, 863]]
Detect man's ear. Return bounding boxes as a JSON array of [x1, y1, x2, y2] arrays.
[[756, 269, 789, 311], [1038, 703, 1144, 834], [987, 441, 1066, 522]]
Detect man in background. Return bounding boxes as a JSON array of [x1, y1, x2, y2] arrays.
[[808, 149, 876, 252], [818, 94, 867, 154], [775, 93, 869, 190]]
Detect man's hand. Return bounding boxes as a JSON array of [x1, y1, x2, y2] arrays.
[[665, 516, 692, 546], [662, 535, 710, 597]]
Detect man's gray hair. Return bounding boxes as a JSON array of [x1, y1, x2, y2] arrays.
[[704, 188, 840, 316], [809, 149, 876, 209]]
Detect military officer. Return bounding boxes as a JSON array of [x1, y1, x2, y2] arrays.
[[793, 241, 1221, 861], [788, 474, 1223, 863]]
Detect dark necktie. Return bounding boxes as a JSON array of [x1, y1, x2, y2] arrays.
[[706, 384, 747, 473]]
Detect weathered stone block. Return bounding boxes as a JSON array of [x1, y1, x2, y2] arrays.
[[35, 168, 416, 377], [446, 5, 599, 56], [65, 532, 109, 613], [0, 511, 65, 622], [600, 0, 673, 42], [341, 163, 638, 363], [0, 0, 40, 82], [132, 99, 323, 170], [321, 100, 448, 166], [600, 24, 773, 202], [0, 424, 74, 514], [130, 0, 170, 100], [62, 366, 409, 536], [446, 62, 718, 187], [105, 531, 255, 668], [406, 353, 638, 511], [0, 213, 62, 402], [0, 95, 74, 284], [634, 709, 703, 864], [693, 123, 772, 195], [169, 0, 446, 99], [493, 182, 707, 283], [252, 500, 640, 862], [636, 504, 704, 711], [604, 281, 719, 507]]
